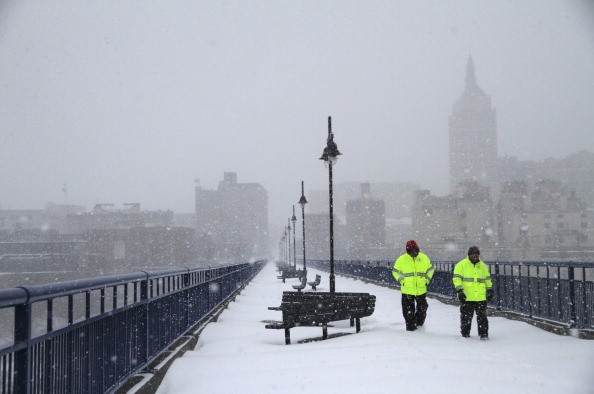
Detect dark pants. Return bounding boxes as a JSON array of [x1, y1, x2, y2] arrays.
[[460, 301, 489, 338], [401, 294, 428, 331]]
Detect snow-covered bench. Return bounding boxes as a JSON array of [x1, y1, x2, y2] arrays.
[[265, 291, 376, 344], [276, 268, 306, 283]]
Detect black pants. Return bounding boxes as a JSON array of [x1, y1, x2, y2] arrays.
[[460, 301, 489, 338], [401, 294, 428, 331]]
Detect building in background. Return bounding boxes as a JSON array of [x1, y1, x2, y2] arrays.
[[498, 180, 594, 260], [449, 56, 499, 199], [298, 213, 346, 261], [0, 202, 197, 282], [0, 203, 85, 234], [498, 150, 594, 211], [308, 181, 419, 221], [66, 203, 173, 233], [306, 181, 418, 260], [82, 226, 199, 273], [409, 58, 594, 261], [195, 172, 269, 262], [412, 182, 496, 260], [345, 183, 386, 260]]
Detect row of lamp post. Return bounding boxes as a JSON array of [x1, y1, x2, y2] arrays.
[[278, 116, 341, 293], [282, 197, 306, 271]]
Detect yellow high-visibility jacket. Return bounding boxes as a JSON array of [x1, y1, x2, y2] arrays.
[[392, 252, 434, 296], [453, 258, 493, 301]]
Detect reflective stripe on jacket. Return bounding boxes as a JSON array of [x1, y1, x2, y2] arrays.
[[452, 258, 493, 301], [392, 252, 434, 296]]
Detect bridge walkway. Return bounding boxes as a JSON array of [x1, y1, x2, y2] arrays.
[[148, 262, 594, 394]]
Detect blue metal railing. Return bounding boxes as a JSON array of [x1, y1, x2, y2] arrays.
[[308, 259, 594, 330], [0, 260, 265, 393]]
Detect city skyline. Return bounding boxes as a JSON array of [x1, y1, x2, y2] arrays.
[[1, 1, 593, 226]]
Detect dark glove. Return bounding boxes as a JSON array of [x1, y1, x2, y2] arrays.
[[486, 289, 494, 302], [457, 290, 466, 302]]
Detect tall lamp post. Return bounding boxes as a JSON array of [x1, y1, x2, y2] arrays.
[[298, 181, 308, 273], [319, 116, 341, 293], [291, 206, 297, 270]]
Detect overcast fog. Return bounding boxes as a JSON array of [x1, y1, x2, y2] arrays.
[[1, 1, 593, 226]]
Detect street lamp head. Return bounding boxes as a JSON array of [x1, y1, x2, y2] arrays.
[[298, 195, 308, 207], [291, 205, 297, 222], [319, 132, 342, 166], [298, 180, 308, 207]]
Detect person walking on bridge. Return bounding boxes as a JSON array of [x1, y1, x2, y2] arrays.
[[453, 246, 494, 340], [392, 240, 435, 331]]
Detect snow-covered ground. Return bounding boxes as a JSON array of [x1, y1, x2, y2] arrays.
[[156, 262, 594, 394]]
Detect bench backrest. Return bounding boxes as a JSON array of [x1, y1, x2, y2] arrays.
[[282, 268, 305, 277], [279, 291, 376, 325]]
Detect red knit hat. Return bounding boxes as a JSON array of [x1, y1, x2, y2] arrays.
[[406, 240, 419, 252]]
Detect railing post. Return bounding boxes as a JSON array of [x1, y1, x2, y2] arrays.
[[546, 265, 553, 321], [556, 266, 563, 322], [495, 262, 501, 310], [140, 273, 150, 371], [526, 265, 532, 318], [67, 294, 74, 393], [14, 302, 32, 394], [568, 265, 576, 328], [184, 269, 191, 331], [580, 266, 588, 329]]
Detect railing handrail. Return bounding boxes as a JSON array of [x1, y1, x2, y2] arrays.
[[0, 263, 248, 305], [308, 259, 594, 331], [330, 259, 594, 268]]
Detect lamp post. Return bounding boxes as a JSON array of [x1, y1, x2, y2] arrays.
[[287, 220, 291, 267], [298, 181, 307, 272], [319, 116, 341, 293], [291, 206, 297, 270], [283, 228, 288, 264]]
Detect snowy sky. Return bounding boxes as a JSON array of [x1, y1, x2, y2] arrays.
[[152, 263, 594, 394], [1, 1, 593, 225]]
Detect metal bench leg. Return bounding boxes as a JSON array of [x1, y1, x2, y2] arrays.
[[350, 317, 354, 327], [284, 328, 291, 345], [356, 318, 361, 333], [322, 323, 328, 339]]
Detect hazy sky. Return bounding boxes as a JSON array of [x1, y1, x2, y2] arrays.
[[1, 1, 593, 225]]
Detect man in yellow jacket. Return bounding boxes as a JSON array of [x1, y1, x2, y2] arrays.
[[453, 246, 494, 340], [392, 240, 435, 331]]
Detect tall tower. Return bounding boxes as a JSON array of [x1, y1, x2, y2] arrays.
[[449, 56, 499, 199]]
